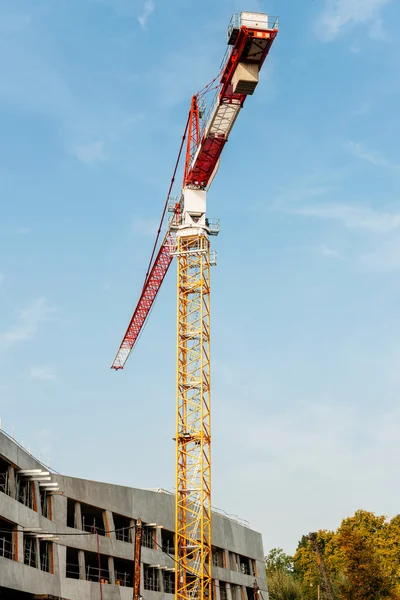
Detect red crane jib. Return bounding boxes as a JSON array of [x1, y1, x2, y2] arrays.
[[186, 24, 277, 189], [111, 235, 175, 369]]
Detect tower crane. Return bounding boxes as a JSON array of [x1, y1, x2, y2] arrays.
[[111, 12, 278, 600]]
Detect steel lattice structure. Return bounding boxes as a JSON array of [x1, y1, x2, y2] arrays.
[[175, 234, 211, 600], [111, 12, 278, 600]]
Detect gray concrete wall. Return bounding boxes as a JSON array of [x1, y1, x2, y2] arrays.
[[0, 431, 268, 600]]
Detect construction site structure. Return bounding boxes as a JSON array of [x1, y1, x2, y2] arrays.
[[112, 12, 278, 600], [0, 429, 267, 600]]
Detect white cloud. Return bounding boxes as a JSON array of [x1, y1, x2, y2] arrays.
[[316, 244, 345, 260], [0, 298, 55, 348], [317, 0, 393, 41], [29, 366, 56, 381], [138, 0, 155, 30], [72, 141, 106, 164], [293, 204, 400, 233], [345, 141, 400, 169]]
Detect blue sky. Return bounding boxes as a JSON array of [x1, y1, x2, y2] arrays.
[[1, 0, 400, 554]]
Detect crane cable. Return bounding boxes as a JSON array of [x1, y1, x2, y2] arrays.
[[141, 112, 190, 291], [141, 68, 223, 292]]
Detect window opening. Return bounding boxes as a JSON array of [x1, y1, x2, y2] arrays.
[[66, 498, 76, 528], [0, 457, 11, 496], [246, 587, 254, 600], [114, 513, 133, 543], [144, 565, 160, 591], [40, 540, 53, 573], [40, 488, 52, 520], [239, 555, 250, 575], [114, 556, 134, 587], [161, 529, 175, 554], [163, 570, 175, 594], [142, 525, 155, 549], [24, 535, 37, 568], [81, 502, 106, 536], [219, 581, 228, 600], [16, 475, 34, 509], [0, 517, 14, 560], [85, 550, 110, 583], [66, 546, 80, 579], [212, 546, 225, 568]]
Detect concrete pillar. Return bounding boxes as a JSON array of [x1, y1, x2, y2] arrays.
[[214, 580, 221, 600], [140, 562, 144, 596], [108, 556, 115, 585], [35, 537, 41, 569], [8, 465, 15, 498], [15, 527, 24, 563], [33, 482, 41, 514], [78, 549, 86, 580], [55, 544, 66, 579], [156, 525, 162, 551], [105, 510, 115, 539], [223, 549, 229, 569], [226, 582, 233, 600], [74, 501, 83, 530]]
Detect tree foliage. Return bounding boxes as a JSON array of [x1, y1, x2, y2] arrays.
[[291, 510, 400, 600]]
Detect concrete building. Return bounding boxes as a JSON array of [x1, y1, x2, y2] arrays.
[[0, 430, 268, 600]]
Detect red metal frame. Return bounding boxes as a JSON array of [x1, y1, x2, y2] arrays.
[[183, 96, 200, 185], [185, 25, 277, 189], [111, 234, 175, 369]]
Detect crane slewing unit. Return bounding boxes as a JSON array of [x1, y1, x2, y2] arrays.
[[111, 12, 278, 600]]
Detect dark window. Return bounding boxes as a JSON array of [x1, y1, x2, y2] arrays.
[[81, 502, 106, 536], [67, 498, 76, 528], [142, 525, 155, 549], [212, 546, 225, 568], [85, 550, 110, 583], [246, 587, 254, 600], [239, 555, 250, 575], [161, 529, 174, 554], [144, 565, 160, 591], [0, 457, 11, 496], [163, 570, 175, 594], [39, 540, 53, 573], [66, 547, 80, 579], [114, 556, 134, 587], [219, 581, 228, 600], [16, 475, 34, 510], [24, 536, 37, 568], [40, 488, 52, 520], [114, 513, 133, 543], [0, 518, 14, 560]]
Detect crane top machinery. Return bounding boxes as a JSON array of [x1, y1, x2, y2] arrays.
[[111, 11, 278, 600]]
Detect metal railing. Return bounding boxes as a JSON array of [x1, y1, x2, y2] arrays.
[[164, 572, 175, 594], [142, 526, 155, 549], [66, 562, 80, 579], [228, 13, 279, 42], [115, 570, 133, 587], [0, 536, 14, 560], [0, 472, 10, 496], [115, 527, 132, 543], [144, 567, 160, 591], [86, 565, 110, 583]]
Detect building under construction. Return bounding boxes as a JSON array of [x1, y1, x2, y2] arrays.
[[0, 430, 268, 600]]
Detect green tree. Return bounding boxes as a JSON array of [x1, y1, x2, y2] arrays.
[[266, 548, 295, 575]]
